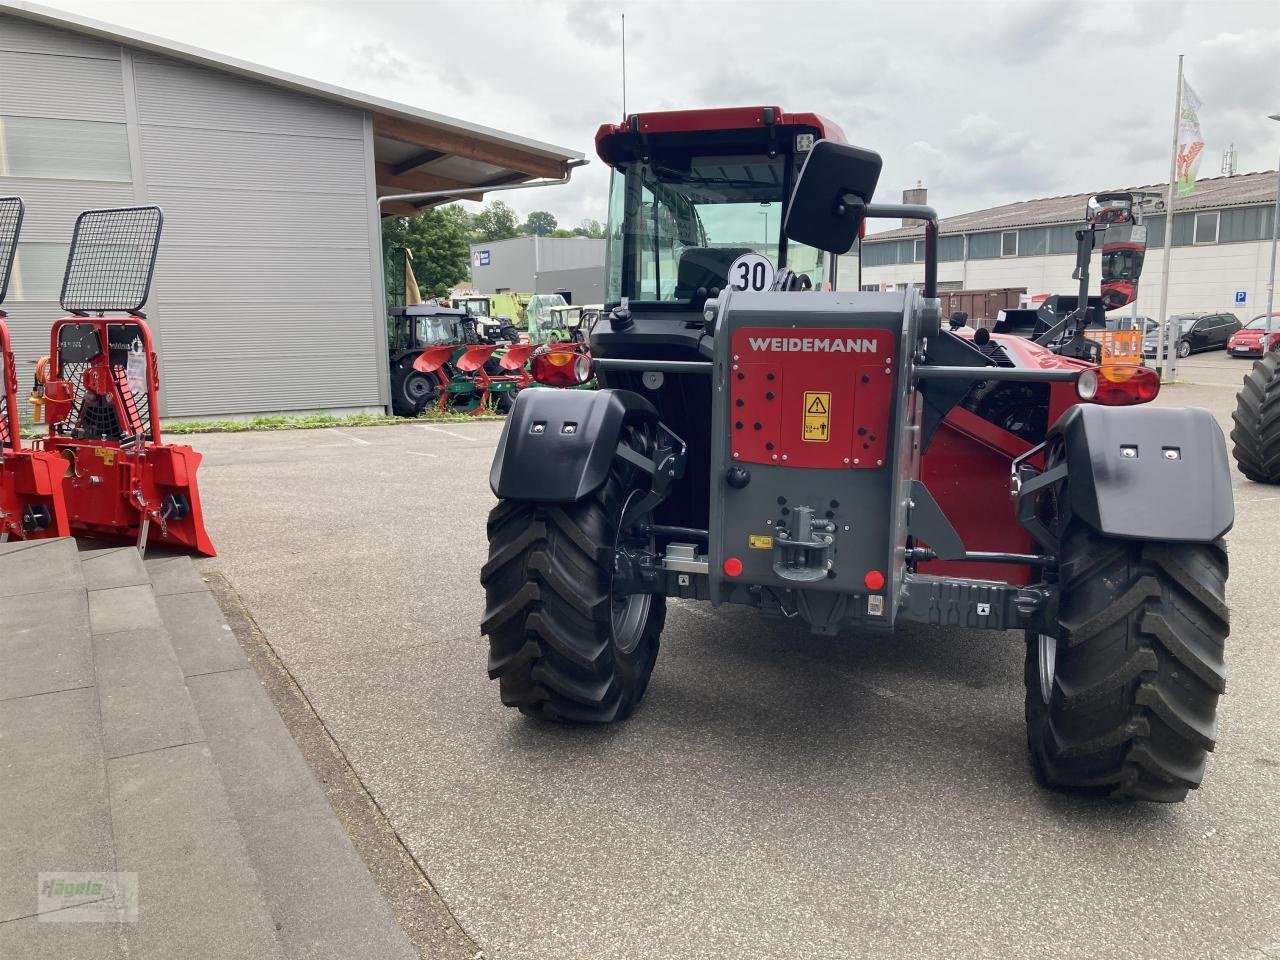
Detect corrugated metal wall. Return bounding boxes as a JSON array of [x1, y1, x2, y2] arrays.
[[0, 13, 133, 385], [0, 12, 386, 418], [130, 52, 384, 416]]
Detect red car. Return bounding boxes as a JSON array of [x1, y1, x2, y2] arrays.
[[1227, 313, 1280, 358]]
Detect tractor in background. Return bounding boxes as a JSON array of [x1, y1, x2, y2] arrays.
[[479, 107, 1232, 803]]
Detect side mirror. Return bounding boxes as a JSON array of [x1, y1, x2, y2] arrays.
[[1087, 191, 1134, 226], [783, 140, 883, 255], [1100, 224, 1147, 310]]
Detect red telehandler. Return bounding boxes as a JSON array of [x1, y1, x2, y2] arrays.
[[480, 108, 1231, 803]]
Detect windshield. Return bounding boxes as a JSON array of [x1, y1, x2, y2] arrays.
[[1245, 314, 1278, 330], [526, 294, 570, 342], [461, 299, 489, 317], [1101, 247, 1144, 282], [604, 154, 828, 303]]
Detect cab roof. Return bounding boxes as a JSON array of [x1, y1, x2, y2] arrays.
[[595, 106, 845, 166]]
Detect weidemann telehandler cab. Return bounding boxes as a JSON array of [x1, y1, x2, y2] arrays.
[[482, 108, 1233, 802]]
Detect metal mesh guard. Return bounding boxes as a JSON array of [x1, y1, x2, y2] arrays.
[[0, 197, 25, 305], [60, 206, 163, 313]]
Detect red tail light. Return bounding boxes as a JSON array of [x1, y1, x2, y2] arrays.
[[531, 347, 592, 387], [1076, 364, 1160, 405]]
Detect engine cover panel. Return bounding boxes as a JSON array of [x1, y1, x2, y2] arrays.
[[730, 326, 896, 469]]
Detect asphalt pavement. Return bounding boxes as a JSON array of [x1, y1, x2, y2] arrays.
[[189, 352, 1280, 960]]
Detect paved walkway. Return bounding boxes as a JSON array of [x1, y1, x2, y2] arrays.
[[0, 538, 417, 960]]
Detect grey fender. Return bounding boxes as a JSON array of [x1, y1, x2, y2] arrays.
[[489, 388, 659, 502], [1049, 403, 1234, 542]]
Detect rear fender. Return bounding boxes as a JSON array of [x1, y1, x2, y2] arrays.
[[489, 388, 659, 502], [1035, 404, 1234, 542]]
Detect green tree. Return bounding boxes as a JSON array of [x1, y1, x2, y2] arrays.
[[381, 205, 471, 301], [548, 228, 576, 238], [523, 210, 558, 236], [572, 218, 607, 239], [473, 200, 521, 241]]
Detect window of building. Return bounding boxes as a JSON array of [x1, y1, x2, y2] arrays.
[[0, 116, 131, 182], [1193, 211, 1219, 245], [860, 283, 880, 292], [968, 232, 1001, 259], [1000, 231, 1018, 257], [938, 235, 965, 262], [913, 239, 925, 262]]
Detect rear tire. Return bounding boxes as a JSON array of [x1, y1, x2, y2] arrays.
[[480, 446, 664, 723], [1026, 522, 1228, 802], [391, 362, 436, 417], [1177, 339, 1191, 358], [1230, 350, 1280, 484]]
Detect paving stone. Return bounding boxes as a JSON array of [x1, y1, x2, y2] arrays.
[[0, 688, 113, 923], [88, 585, 164, 637], [155, 589, 246, 677], [0, 913, 125, 960], [92, 628, 204, 760], [0, 588, 92, 700], [142, 554, 208, 597], [0, 537, 82, 599], [79, 547, 150, 592], [188, 669, 418, 960], [108, 743, 284, 960]]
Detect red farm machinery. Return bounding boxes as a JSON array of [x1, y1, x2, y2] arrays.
[[479, 108, 1232, 803], [25, 206, 214, 556], [0, 197, 69, 543]]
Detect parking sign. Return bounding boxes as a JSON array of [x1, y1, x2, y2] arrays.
[[1235, 290, 1247, 305]]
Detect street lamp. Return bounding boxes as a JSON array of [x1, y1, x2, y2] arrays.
[[759, 202, 771, 250], [1267, 113, 1280, 335]]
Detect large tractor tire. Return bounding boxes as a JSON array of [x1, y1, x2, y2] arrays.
[[480, 440, 664, 723], [391, 361, 436, 417], [1230, 350, 1280, 484], [1026, 520, 1228, 802]]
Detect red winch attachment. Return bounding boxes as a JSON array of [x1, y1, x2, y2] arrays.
[[0, 320, 71, 543], [33, 205, 214, 556], [41, 317, 215, 556], [0, 195, 71, 543]]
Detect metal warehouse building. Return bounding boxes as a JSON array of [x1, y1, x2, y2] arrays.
[[0, 2, 581, 417], [469, 236, 605, 303], [852, 172, 1278, 319]]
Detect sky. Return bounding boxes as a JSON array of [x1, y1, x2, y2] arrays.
[[31, 0, 1280, 235]]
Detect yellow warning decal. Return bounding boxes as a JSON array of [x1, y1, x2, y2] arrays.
[[803, 391, 831, 443], [94, 447, 118, 466], [748, 534, 774, 550]]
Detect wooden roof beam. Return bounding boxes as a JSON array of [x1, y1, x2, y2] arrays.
[[372, 113, 566, 180]]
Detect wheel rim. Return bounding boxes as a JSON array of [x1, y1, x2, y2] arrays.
[[1037, 633, 1057, 703], [405, 374, 432, 402], [1178, 340, 1190, 358], [611, 489, 652, 655]]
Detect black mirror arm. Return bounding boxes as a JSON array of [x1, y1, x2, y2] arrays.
[[851, 198, 940, 298]]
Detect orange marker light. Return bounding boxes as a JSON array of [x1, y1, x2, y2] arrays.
[[723, 557, 743, 577], [864, 570, 885, 591]]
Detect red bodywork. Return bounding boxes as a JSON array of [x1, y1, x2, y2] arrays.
[[729, 327, 895, 468], [921, 333, 1093, 585], [595, 106, 846, 162], [38, 317, 215, 556], [1227, 315, 1280, 358], [0, 319, 70, 541]]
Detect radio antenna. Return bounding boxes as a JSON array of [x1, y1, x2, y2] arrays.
[[621, 12, 627, 116]]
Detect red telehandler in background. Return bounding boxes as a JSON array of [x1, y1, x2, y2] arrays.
[[0, 196, 69, 543]]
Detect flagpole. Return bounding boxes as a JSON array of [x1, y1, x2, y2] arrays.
[[1157, 55, 1183, 383]]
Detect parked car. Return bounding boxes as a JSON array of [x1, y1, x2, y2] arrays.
[[1142, 312, 1241, 359], [1227, 313, 1280, 358]]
